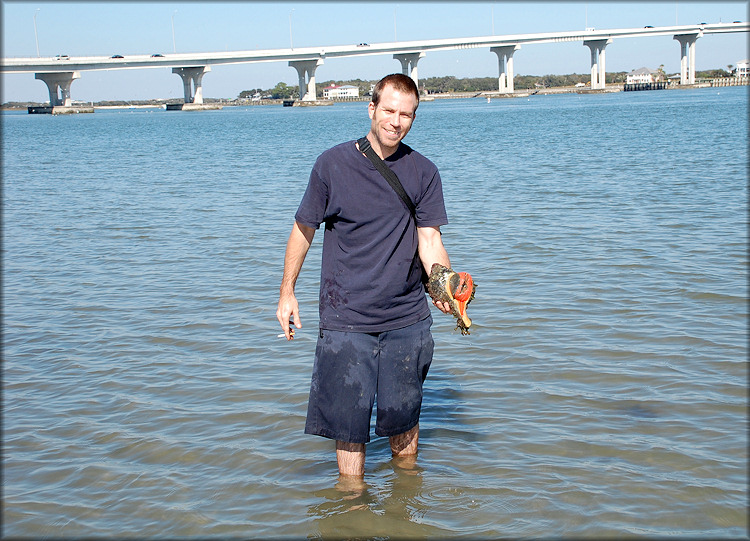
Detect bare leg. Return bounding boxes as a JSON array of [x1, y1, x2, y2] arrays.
[[390, 423, 419, 457], [336, 440, 366, 477], [335, 474, 368, 497]]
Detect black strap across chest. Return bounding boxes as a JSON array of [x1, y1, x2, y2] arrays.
[[357, 137, 416, 218]]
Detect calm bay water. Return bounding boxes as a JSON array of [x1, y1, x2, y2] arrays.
[[2, 86, 747, 538]]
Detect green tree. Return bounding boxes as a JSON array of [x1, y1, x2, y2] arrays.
[[269, 82, 297, 99], [697, 68, 730, 78]]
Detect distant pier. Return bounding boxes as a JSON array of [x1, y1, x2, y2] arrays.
[[710, 76, 749, 87], [165, 103, 222, 111], [282, 99, 334, 107], [28, 105, 94, 114], [623, 82, 668, 91]]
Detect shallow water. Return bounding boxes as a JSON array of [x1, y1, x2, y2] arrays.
[[2, 86, 747, 538]]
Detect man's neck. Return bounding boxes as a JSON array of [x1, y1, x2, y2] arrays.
[[366, 134, 398, 160]]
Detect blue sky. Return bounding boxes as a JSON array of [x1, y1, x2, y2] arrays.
[[2, 1, 748, 102]]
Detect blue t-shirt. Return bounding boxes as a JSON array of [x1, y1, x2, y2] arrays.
[[295, 140, 448, 332]]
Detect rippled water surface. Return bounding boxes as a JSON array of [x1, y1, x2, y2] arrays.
[[2, 87, 747, 538]]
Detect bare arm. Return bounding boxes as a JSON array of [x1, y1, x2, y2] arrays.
[[276, 221, 316, 340], [417, 225, 452, 314]]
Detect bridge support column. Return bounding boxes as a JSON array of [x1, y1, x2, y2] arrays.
[[583, 39, 612, 90], [35, 71, 81, 106], [172, 66, 211, 104], [289, 59, 324, 101], [491, 45, 520, 93], [393, 52, 425, 87], [673, 34, 700, 84]]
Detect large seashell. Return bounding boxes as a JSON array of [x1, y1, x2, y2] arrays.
[[426, 263, 476, 335]]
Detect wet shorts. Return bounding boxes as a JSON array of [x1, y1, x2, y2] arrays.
[[304, 316, 434, 444]]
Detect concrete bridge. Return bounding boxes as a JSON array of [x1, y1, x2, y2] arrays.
[[2, 21, 747, 108]]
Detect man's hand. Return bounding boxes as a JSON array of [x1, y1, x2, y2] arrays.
[[432, 299, 452, 314], [277, 290, 301, 340], [276, 221, 315, 341]]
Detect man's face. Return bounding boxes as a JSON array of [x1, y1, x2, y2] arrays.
[[368, 84, 418, 155]]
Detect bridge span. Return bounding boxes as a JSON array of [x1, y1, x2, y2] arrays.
[[2, 21, 747, 108]]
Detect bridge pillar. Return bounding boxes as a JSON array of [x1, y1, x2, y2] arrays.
[[393, 52, 425, 87], [583, 39, 612, 90], [673, 34, 700, 84], [172, 66, 211, 104], [490, 45, 521, 93], [289, 59, 324, 101], [35, 71, 81, 106]]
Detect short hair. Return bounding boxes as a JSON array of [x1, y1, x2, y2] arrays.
[[371, 73, 420, 110]]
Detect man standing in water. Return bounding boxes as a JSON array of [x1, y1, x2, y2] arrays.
[[277, 73, 454, 477]]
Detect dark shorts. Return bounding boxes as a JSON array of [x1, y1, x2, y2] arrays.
[[304, 316, 434, 444]]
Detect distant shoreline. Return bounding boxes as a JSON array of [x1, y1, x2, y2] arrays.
[[4, 81, 741, 111]]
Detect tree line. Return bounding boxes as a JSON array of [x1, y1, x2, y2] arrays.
[[239, 69, 733, 99]]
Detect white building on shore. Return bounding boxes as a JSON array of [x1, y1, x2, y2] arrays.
[[735, 60, 749, 77], [626, 67, 658, 84], [323, 84, 359, 99]]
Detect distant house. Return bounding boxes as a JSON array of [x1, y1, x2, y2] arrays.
[[735, 60, 749, 77], [323, 84, 359, 99], [626, 67, 658, 84]]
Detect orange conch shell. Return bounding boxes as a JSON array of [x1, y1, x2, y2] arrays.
[[426, 263, 476, 335]]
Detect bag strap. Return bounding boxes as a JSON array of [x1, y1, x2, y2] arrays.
[[357, 137, 416, 217]]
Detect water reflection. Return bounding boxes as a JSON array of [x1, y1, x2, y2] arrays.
[[309, 456, 446, 539]]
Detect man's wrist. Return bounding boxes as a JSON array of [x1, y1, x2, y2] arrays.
[[280, 283, 295, 296]]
